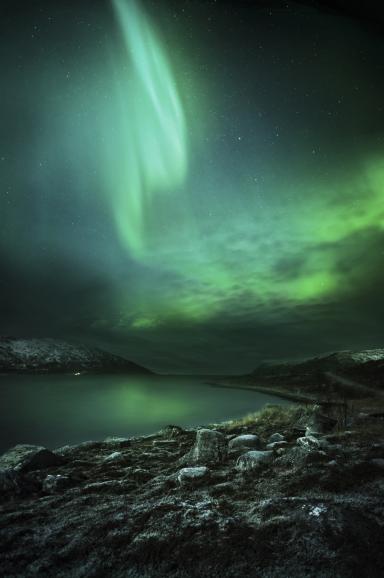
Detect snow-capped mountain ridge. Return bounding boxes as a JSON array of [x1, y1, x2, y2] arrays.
[[0, 337, 150, 374]]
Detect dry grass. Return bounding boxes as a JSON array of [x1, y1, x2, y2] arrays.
[[224, 403, 313, 436]]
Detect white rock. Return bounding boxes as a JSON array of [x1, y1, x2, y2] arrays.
[[43, 474, 71, 493], [236, 450, 273, 471], [189, 429, 226, 464], [297, 436, 321, 449], [228, 434, 261, 453], [177, 466, 209, 485], [308, 504, 327, 517], [268, 433, 285, 444], [103, 451, 124, 463]]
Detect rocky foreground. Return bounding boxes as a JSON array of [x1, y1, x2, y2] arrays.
[[1, 405, 384, 578]]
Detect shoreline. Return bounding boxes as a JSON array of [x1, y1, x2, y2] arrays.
[[207, 381, 319, 404]]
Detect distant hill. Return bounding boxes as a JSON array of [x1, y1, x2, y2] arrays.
[[0, 337, 151, 374], [253, 349, 384, 374], [251, 349, 384, 390]]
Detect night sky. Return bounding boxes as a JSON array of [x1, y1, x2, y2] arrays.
[[1, 0, 384, 373]]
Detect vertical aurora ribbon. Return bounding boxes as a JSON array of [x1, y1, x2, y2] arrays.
[[109, 0, 187, 257]]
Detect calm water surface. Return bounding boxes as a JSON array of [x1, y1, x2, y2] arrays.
[[0, 374, 289, 452]]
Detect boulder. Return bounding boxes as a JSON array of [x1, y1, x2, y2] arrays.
[[236, 450, 273, 471], [268, 433, 285, 444], [177, 466, 209, 486], [266, 441, 288, 451], [0, 445, 63, 472], [188, 429, 227, 465], [228, 434, 262, 453]]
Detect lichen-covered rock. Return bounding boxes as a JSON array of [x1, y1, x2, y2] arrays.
[[177, 466, 209, 486], [268, 433, 285, 444], [236, 450, 273, 471], [0, 445, 63, 472], [297, 436, 321, 450], [228, 434, 261, 453], [297, 436, 329, 451], [188, 429, 227, 465]]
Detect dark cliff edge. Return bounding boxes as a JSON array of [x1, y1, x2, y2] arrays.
[[0, 337, 152, 375], [1, 403, 384, 578]]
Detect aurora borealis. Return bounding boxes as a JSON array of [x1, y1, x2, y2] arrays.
[[1, 0, 384, 372], [108, 0, 187, 256]]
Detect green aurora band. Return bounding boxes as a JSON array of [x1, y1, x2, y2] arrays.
[[98, 1, 384, 332]]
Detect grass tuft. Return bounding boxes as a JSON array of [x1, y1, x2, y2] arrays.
[[224, 403, 313, 436]]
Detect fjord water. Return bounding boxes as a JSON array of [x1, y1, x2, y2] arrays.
[[0, 374, 289, 453]]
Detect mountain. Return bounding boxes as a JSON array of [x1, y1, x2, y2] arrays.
[[0, 337, 151, 374], [251, 349, 384, 390]]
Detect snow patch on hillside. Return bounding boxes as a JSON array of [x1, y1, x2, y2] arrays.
[[0, 337, 148, 373]]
